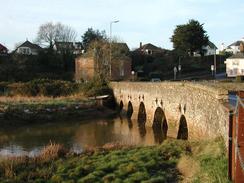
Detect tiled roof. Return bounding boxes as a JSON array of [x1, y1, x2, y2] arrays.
[[18, 41, 42, 50], [140, 43, 161, 50], [227, 41, 244, 48]]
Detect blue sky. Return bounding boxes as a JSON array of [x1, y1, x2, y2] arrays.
[[1, 0, 244, 50]]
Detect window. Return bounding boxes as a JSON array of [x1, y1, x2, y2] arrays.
[[233, 60, 239, 66], [19, 47, 31, 55]]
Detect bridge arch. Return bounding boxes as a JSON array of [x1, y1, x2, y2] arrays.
[[111, 82, 229, 142], [152, 107, 168, 142], [177, 115, 188, 140], [127, 101, 133, 118], [137, 102, 146, 124]]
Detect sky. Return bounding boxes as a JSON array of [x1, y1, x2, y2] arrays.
[[1, 0, 244, 51]]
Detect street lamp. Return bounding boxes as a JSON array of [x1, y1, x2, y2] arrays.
[[109, 20, 119, 79], [131, 71, 135, 81]]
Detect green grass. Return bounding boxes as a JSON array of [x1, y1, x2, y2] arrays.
[[190, 138, 231, 183], [0, 138, 230, 183]]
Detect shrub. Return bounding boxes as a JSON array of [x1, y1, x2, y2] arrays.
[[4, 79, 80, 97]]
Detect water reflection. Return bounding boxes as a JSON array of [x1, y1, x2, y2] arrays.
[[0, 115, 168, 157]]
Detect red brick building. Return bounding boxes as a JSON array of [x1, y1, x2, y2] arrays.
[[75, 55, 132, 81], [75, 42, 132, 81]]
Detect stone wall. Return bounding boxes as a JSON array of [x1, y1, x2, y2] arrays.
[[110, 81, 230, 141]]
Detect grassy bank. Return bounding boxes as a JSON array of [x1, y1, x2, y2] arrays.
[[0, 138, 229, 183], [0, 95, 116, 124]]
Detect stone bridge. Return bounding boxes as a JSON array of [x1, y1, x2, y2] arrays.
[[110, 82, 230, 141]]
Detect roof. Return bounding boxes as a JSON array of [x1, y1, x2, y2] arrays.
[[141, 43, 161, 50], [208, 41, 217, 49], [227, 41, 244, 48], [228, 52, 244, 59], [55, 41, 83, 50], [18, 41, 42, 50], [0, 43, 7, 51], [134, 43, 164, 53], [112, 42, 130, 52]]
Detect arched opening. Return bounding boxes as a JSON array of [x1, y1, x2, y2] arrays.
[[137, 102, 146, 124], [127, 101, 133, 118], [119, 101, 124, 112], [137, 102, 147, 137], [177, 115, 188, 140], [152, 107, 168, 143]]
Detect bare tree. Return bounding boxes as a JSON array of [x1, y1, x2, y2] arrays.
[[37, 22, 77, 48]]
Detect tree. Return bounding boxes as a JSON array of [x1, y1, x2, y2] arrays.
[[171, 19, 209, 56], [37, 22, 77, 49], [82, 28, 107, 51]]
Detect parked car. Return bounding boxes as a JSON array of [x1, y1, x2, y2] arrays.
[[151, 78, 161, 82]]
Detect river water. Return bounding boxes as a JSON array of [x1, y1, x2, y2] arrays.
[[0, 116, 166, 157]]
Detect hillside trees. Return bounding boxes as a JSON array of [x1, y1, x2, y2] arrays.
[[171, 19, 209, 56]]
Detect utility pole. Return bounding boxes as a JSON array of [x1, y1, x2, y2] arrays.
[[109, 20, 119, 79], [214, 49, 217, 78]]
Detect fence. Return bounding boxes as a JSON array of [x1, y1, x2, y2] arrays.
[[229, 91, 244, 183]]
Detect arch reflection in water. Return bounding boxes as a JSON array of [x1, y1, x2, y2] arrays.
[[152, 107, 168, 144], [127, 118, 133, 129], [127, 101, 133, 118], [177, 115, 188, 140], [119, 101, 124, 112], [137, 102, 147, 137]]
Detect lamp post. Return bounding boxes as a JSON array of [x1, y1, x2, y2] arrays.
[[109, 20, 119, 79], [131, 71, 135, 81]]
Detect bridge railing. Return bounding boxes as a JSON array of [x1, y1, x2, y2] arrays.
[[229, 91, 244, 183]]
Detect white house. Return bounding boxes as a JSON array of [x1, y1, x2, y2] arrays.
[[16, 40, 42, 55], [194, 41, 217, 56], [225, 53, 244, 77], [226, 38, 244, 54], [203, 41, 217, 56]]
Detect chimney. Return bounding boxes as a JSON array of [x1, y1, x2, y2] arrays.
[[140, 42, 142, 49], [240, 42, 244, 53]]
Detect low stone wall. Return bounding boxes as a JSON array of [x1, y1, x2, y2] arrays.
[[110, 81, 230, 141]]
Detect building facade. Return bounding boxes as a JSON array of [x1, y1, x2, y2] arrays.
[[225, 43, 244, 77], [16, 40, 42, 55], [225, 53, 244, 77], [75, 56, 132, 82]]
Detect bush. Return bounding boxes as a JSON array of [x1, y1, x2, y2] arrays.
[[5, 79, 80, 97], [236, 76, 244, 82]]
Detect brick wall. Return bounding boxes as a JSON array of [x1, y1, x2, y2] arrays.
[[75, 56, 132, 81], [75, 57, 95, 81]]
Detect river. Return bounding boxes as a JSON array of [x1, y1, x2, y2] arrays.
[[0, 116, 166, 157]]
